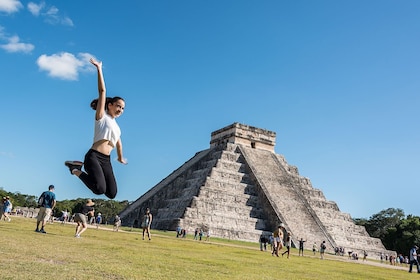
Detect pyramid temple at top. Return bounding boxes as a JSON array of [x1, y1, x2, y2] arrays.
[[119, 123, 392, 256]]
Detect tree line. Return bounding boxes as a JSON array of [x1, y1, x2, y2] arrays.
[[354, 207, 420, 255], [0, 188, 129, 224]]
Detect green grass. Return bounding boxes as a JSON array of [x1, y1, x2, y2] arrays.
[[0, 217, 415, 280]]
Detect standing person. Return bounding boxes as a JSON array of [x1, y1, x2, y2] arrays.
[[259, 234, 268, 251], [272, 224, 284, 257], [114, 215, 121, 231], [282, 232, 292, 258], [141, 208, 152, 240], [205, 229, 211, 241], [35, 185, 56, 234], [95, 213, 102, 229], [409, 245, 420, 273], [320, 241, 327, 259], [65, 58, 127, 199], [61, 209, 69, 224], [312, 242, 318, 255], [298, 238, 306, 256], [73, 199, 95, 238]]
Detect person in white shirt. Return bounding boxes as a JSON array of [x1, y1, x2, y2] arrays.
[[65, 58, 127, 199]]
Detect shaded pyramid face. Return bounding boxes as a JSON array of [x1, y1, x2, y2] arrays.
[[119, 123, 393, 256]]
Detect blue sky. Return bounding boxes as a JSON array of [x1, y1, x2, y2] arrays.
[[1, 0, 419, 219]]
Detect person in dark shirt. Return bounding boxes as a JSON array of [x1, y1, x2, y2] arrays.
[[73, 199, 95, 238]]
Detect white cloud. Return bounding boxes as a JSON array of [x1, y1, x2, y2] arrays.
[[27, 1, 44, 16], [0, 26, 34, 53], [27, 2, 73, 26], [0, 35, 34, 53], [0, 0, 23, 14], [36, 52, 95, 81]]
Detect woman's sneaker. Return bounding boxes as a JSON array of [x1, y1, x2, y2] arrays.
[[64, 161, 83, 174]]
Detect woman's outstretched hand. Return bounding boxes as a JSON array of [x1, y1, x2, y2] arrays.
[[90, 58, 102, 69]]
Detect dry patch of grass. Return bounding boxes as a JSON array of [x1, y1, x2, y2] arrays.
[[0, 217, 414, 280]]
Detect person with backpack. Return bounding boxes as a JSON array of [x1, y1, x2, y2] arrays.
[[35, 185, 56, 234]]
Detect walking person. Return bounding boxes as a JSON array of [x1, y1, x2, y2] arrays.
[[35, 185, 56, 234], [141, 208, 152, 240], [65, 58, 127, 199], [1, 196, 12, 222], [409, 245, 420, 273], [272, 224, 284, 257], [281, 232, 292, 258], [73, 199, 95, 238]]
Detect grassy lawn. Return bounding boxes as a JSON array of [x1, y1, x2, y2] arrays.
[[0, 217, 415, 280]]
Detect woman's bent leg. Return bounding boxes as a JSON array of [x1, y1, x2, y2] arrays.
[[78, 149, 107, 195]]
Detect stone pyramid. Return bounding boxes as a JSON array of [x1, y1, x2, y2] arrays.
[[119, 123, 392, 256]]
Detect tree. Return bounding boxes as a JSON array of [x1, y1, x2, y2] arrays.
[[364, 208, 405, 240], [355, 208, 420, 254]]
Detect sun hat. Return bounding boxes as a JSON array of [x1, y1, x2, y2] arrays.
[[86, 199, 95, 206]]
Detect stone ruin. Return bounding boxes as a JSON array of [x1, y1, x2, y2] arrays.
[[119, 123, 393, 256]]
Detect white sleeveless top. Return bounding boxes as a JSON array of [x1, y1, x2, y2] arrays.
[[93, 113, 121, 147]]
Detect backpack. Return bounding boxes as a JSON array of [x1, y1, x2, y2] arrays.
[[38, 192, 45, 207]]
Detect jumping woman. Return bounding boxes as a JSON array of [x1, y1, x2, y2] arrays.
[[65, 58, 126, 199]]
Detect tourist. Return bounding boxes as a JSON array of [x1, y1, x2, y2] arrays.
[[320, 241, 326, 259], [35, 185, 56, 234], [1, 196, 12, 222], [313, 242, 318, 255], [363, 250, 368, 261], [409, 245, 420, 273], [96, 213, 102, 228], [205, 229, 211, 241], [298, 238, 306, 256], [259, 234, 268, 251], [281, 232, 292, 258], [65, 58, 127, 199], [272, 224, 284, 257], [194, 228, 199, 240], [73, 199, 95, 238], [114, 215, 121, 231], [141, 208, 152, 240]]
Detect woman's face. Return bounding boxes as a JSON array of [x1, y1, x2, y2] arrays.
[[108, 99, 125, 118]]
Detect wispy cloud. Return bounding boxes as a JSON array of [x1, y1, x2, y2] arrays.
[[27, 2, 73, 26], [0, 25, 34, 53], [36, 52, 95, 81], [0, 0, 23, 14], [27, 1, 44, 16]]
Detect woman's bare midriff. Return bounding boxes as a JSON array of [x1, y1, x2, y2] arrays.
[[91, 139, 114, 155]]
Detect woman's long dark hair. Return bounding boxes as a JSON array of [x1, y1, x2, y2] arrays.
[[90, 96, 124, 111]]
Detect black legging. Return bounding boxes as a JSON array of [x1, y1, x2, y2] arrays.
[[79, 149, 117, 199]]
